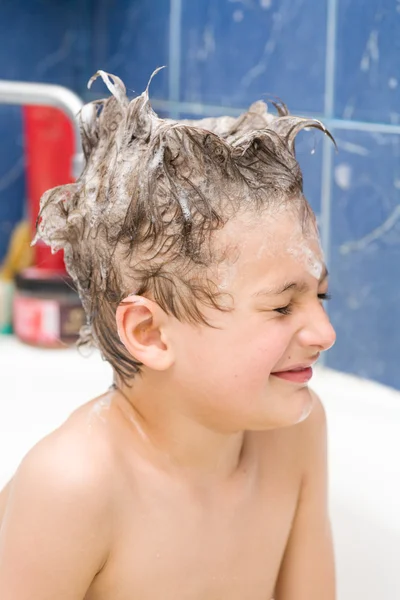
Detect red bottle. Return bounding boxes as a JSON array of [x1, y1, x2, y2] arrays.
[[23, 105, 75, 273]]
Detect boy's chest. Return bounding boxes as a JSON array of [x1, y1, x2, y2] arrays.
[[90, 466, 299, 600]]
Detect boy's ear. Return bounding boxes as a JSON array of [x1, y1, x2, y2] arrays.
[[116, 295, 174, 371]]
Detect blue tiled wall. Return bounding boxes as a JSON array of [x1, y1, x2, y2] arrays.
[[0, 0, 90, 259], [179, 0, 327, 113], [1, 0, 399, 389]]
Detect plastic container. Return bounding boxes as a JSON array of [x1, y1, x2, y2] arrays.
[[13, 268, 85, 348]]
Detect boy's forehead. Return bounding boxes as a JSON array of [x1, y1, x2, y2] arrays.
[[217, 210, 324, 290], [223, 209, 320, 258]]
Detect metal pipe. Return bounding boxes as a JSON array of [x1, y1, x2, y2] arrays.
[[0, 80, 84, 178]]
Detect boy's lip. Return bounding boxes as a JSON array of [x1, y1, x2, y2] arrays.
[[272, 367, 314, 384], [271, 354, 320, 374]]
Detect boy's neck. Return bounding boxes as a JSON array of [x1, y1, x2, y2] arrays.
[[112, 376, 247, 481]]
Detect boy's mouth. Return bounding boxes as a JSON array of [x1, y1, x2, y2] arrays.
[[271, 366, 313, 384], [271, 355, 319, 384]]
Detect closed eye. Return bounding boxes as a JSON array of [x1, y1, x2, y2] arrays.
[[275, 293, 331, 316], [275, 304, 293, 315]]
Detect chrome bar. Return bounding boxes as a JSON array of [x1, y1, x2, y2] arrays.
[[0, 80, 84, 178]]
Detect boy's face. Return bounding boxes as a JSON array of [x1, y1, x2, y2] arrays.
[[168, 206, 336, 432]]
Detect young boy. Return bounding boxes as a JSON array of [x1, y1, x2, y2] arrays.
[[0, 71, 337, 599]]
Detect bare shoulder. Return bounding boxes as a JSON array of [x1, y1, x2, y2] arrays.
[[35, 392, 118, 481], [1, 394, 117, 523], [0, 480, 13, 526], [273, 392, 334, 600], [0, 398, 115, 528], [25, 412, 114, 486], [0, 401, 118, 598]]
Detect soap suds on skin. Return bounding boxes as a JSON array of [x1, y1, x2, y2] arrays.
[[285, 218, 324, 281], [87, 394, 112, 429], [287, 243, 324, 280], [296, 402, 313, 424]]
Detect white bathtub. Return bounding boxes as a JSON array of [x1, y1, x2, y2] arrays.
[[1, 335, 400, 599]]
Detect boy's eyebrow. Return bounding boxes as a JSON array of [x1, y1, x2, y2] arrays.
[[253, 266, 329, 297]]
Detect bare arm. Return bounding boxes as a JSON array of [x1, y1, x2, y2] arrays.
[[0, 433, 112, 599], [274, 394, 336, 600]]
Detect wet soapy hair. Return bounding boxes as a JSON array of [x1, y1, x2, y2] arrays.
[[35, 69, 334, 382]]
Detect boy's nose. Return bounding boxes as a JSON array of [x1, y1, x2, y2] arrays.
[[299, 304, 336, 352]]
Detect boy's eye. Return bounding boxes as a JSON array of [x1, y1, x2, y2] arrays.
[[274, 293, 331, 316], [275, 293, 331, 315], [275, 304, 293, 315]]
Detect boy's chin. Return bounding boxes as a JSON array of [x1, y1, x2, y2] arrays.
[[282, 385, 315, 426], [205, 386, 315, 432], [250, 386, 314, 430]]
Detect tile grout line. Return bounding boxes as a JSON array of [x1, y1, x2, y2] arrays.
[[326, 117, 400, 134], [321, 0, 338, 264], [168, 0, 182, 119], [319, 0, 338, 365], [324, 0, 337, 118], [149, 98, 400, 136]]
